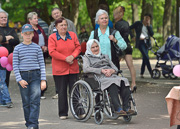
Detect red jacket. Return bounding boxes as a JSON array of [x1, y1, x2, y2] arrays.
[[29, 24, 48, 46], [48, 31, 81, 75]]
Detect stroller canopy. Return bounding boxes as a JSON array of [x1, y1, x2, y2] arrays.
[[157, 35, 180, 60]]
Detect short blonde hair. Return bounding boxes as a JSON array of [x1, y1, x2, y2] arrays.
[[27, 12, 38, 21]]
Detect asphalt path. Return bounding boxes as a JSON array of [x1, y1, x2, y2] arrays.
[[0, 59, 179, 129]]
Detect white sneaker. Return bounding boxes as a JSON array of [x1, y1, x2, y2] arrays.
[[41, 96, 46, 99], [59, 116, 68, 120], [52, 94, 58, 99]]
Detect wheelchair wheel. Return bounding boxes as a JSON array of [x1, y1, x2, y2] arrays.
[[94, 110, 103, 125], [151, 69, 161, 79], [123, 115, 132, 122], [69, 80, 93, 122], [103, 91, 119, 120]]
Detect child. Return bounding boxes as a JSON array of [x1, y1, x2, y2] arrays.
[[13, 24, 46, 129], [0, 35, 13, 108]]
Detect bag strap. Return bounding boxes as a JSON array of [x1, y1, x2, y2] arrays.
[[94, 29, 99, 41], [110, 28, 116, 37]]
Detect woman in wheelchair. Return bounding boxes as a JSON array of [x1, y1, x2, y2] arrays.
[[82, 39, 135, 116]]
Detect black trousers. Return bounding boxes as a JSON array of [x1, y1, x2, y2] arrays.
[[108, 81, 131, 111], [95, 81, 130, 111], [5, 70, 11, 87], [53, 74, 78, 117]]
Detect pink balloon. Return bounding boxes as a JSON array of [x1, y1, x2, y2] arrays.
[[6, 63, 13, 71], [8, 53, 13, 65], [173, 65, 180, 77], [0, 47, 9, 57], [0, 58, 1, 64], [1, 56, 8, 67]]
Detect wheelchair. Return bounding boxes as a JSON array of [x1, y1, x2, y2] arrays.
[[69, 58, 137, 124]]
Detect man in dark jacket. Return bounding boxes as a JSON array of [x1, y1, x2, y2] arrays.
[[0, 11, 19, 87], [130, 13, 154, 78]]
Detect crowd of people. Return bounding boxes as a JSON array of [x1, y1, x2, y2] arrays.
[[0, 4, 154, 129]]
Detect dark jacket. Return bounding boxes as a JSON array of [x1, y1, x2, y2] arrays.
[[130, 21, 154, 48], [115, 19, 130, 44], [0, 26, 19, 53], [30, 24, 48, 47]]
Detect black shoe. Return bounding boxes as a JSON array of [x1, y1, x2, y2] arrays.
[[131, 86, 137, 93]]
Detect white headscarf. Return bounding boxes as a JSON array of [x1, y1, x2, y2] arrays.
[[85, 39, 101, 57]]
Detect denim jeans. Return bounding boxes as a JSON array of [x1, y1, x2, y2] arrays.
[[0, 69, 12, 104], [139, 40, 152, 75], [18, 69, 41, 129]]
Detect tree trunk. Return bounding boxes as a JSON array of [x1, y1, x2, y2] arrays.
[[41, 2, 51, 25], [176, 0, 180, 37], [70, 0, 79, 27], [171, 5, 176, 35], [55, 0, 79, 27], [163, 0, 172, 41], [131, 3, 139, 23], [86, 0, 99, 28], [141, 0, 153, 21]]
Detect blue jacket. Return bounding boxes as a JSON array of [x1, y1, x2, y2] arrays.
[[130, 21, 154, 48]]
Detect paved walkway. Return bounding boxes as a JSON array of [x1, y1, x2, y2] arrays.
[[0, 58, 179, 129]]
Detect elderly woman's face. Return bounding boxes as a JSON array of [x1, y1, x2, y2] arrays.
[[91, 42, 99, 55], [29, 15, 38, 26], [98, 13, 108, 27], [56, 20, 67, 34], [0, 12, 7, 26]]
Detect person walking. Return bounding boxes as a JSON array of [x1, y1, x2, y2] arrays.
[[27, 12, 48, 99], [13, 24, 46, 129], [130, 13, 154, 78], [113, 6, 137, 92]]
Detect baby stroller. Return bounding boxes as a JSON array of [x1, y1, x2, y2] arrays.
[[151, 35, 180, 79], [69, 56, 137, 124]]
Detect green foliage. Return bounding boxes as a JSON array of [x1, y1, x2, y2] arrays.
[[77, 0, 92, 34], [0, 0, 178, 59], [1, 0, 52, 23]]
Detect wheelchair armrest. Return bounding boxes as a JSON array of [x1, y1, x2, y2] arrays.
[[117, 70, 123, 74], [75, 55, 82, 60]]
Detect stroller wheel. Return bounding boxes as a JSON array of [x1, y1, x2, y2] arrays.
[[169, 73, 178, 79], [152, 69, 161, 79], [162, 73, 169, 78]]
